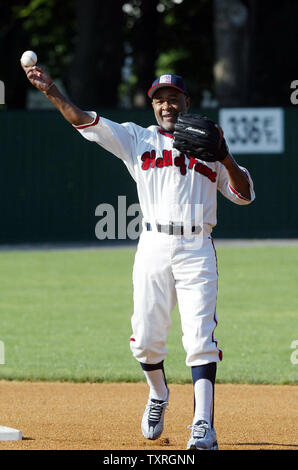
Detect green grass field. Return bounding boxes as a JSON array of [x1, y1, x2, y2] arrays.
[[0, 245, 297, 385]]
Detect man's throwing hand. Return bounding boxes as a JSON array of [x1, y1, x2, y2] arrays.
[[20, 61, 54, 94]]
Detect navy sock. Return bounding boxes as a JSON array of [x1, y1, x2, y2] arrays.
[[191, 363, 217, 426]]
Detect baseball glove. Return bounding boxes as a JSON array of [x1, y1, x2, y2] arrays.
[[173, 113, 229, 162]]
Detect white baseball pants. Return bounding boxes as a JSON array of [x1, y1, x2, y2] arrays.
[[130, 229, 222, 367]]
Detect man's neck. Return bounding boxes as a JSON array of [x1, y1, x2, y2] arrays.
[[160, 127, 174, 135]]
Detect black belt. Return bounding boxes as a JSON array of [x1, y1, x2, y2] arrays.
[[145, 222, 201, 235]]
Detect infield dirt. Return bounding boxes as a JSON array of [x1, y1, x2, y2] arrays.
[[0, 381, 297, 450]]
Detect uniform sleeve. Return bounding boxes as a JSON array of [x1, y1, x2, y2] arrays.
[[217, 161, 255, 205], [73, 111, 136, 167]]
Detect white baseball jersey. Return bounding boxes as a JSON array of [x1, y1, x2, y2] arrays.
[[74, 112, 255, 366], [74, 112, 255, 234]]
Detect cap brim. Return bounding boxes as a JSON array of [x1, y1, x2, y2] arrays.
[[148, 83, 187, 99]]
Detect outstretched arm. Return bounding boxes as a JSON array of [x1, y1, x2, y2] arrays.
[[21, 63, 92, 127]]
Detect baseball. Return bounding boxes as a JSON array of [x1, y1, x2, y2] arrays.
[[21, 50, 37, 67]]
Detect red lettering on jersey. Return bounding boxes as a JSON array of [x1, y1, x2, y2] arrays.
[[187, 156, 198, 170], [140, 149, 217, 182], [156, 157, 163, 167], [141, 150, 156, 170], [163, 150, 172, 166], [194, 161, 217, 182], [156, 149, 173, 167], [174, 153, 187, 175]]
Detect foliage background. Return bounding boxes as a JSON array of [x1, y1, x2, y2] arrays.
[[1, 0, 297, 109]]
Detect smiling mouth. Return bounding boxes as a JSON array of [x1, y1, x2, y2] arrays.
[[162, 114, 176, 120]]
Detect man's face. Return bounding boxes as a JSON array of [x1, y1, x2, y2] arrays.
[[152, 87, 190, 132]]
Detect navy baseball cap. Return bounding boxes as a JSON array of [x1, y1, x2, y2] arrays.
[[148, 74, 188, 99]]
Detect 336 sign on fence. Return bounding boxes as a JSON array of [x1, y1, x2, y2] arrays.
[[219, 108, 284, 154]]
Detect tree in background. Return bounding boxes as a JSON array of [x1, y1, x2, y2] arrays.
[[122, 0, 214, 108], [0, 0, 33, 108], [65, 0, 126, 108], [213, 0, 252, 106], [122, 0, 160, 108], [0, 0, 215, 109], [133, 0, 298, 109], [154, 0, 214, 107], [250, 0, 298, 106], [1, 0, 76, 108], [9, 0, 125, 109], [213, 0, 298, 107], [0, 0, 296, 109]]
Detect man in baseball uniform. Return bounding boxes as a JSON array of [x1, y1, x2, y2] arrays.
[[22, 63, 255, 450]]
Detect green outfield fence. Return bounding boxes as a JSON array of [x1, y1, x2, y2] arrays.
[[0, 107, 297, 244]]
